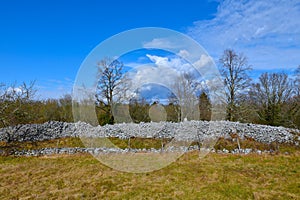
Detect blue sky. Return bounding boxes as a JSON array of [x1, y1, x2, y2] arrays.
[[0, 0, 299, 99]]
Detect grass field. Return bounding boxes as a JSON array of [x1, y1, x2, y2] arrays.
[[1, 150, 299, 199]]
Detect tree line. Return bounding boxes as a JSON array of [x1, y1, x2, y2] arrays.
[[95, 50, 300, 128], [0, 49, 299, 129], [219, 49, 299, 128], [0, 82, 73, 128]]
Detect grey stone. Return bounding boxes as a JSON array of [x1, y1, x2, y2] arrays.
[[0, 120, 299, 146]]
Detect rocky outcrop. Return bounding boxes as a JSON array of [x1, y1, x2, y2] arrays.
[[0, 121, 299, 145]]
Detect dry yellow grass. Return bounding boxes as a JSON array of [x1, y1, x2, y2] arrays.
[[0, 151, 299, 199], [1, 136, 298, 153]]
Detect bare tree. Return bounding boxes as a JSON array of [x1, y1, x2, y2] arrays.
[[0, 81, 36, 127], [95, 58, 127, 124], [0, 81, 36, 143], [219, 49, 252, 121], [171, 72, 200, 121], [285, 66, 300, 128], [249, 72, 293, 126]]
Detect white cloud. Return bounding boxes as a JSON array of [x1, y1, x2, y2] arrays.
[[125, 54, 195, 94], [188, 0, 300, 70], [146, 54, 169, 66], [177, 49, 190, 59], [147, 54, 195, 72], [193, 54, 213, 69], [123, 61, 144, 68], [7, 87, 22, 94], [122, 50, 224, 103], [143, 38, 178, 49], [128, 63, 179, 89], [141, 85, 152, 91]]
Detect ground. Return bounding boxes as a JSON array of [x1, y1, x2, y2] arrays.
[[0, 151, 299, 199]]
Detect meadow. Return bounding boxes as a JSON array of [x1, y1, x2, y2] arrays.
[[0, 148, 299, 199]]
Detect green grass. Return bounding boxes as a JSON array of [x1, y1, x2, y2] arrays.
[[0, 151, 299, 199]]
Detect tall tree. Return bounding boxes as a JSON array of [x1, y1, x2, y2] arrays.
[[219, 49, 252, 121], [171, 72, 200, 121], [286, 66, 300, 128], [249, 72, 293, 126], [95, 58, 126, 124]]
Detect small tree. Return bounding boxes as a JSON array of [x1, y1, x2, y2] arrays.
[[219, 49, 252, 121]]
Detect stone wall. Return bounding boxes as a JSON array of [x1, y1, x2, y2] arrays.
[[0, 121, 299, 145]]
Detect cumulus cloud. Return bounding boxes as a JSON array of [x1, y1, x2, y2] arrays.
[[177, 49, 190, 59], [146, 54, 170, 66], [188, 0, 300, 70], [128, 63, 178, 89], [128, 53, 220, 84], [146, 54, 200, 75], [127, 53, 220, 94], [124, 54, 193, 96], [193, 54, 213, 69]]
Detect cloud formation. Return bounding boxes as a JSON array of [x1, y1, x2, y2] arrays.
[[127, 55, 186, 90], [188, 0, 300, 70]]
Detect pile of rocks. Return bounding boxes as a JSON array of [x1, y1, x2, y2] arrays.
[[2, 146, 282, 157], [0, 121, 78, 142], [0, 120, 299, 145], [5, 146, 195, 156]]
